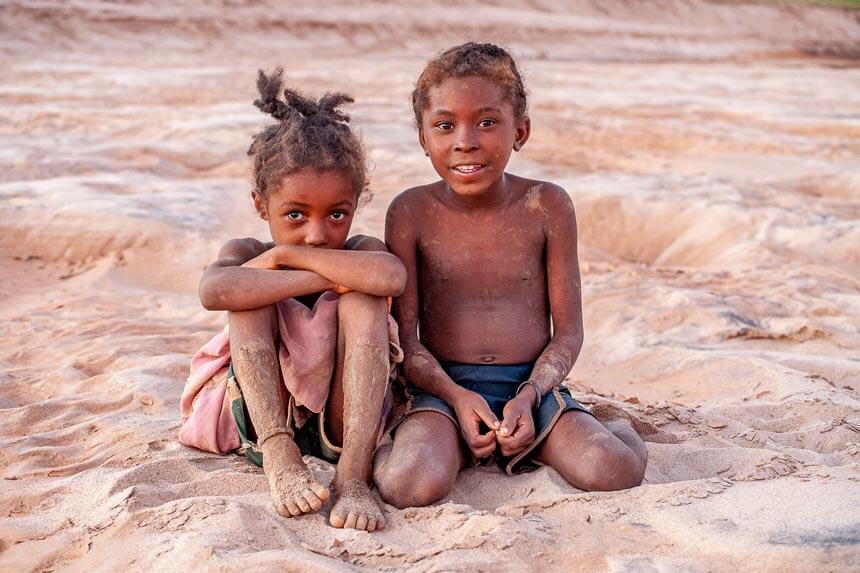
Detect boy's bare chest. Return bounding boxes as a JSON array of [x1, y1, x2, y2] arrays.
[[418, 215, 546, 289]]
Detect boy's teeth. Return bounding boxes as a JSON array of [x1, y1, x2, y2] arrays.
[[454, 165, 480, 172]]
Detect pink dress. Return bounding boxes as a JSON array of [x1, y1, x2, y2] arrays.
[[178, 291, 403, 455]]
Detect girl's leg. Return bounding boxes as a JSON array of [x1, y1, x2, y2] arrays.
[[373, 411, 466, 508], [229, 306, 330, 517], [324, 291, 390, 531]]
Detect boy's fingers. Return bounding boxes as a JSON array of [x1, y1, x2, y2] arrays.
[[473, 405, 500, 431], [499, 413, 520, 436]]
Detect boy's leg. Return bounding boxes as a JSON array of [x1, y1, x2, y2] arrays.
[[229, 306, 330, 517], [325, 291, 390, 531], [533, 409, 647, 491], [373, 411, 466, 508]]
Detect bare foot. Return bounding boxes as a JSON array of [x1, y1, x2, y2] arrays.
[[329, 479, 386, 531], [591, 402, 679, 444], [261, 433, 331, 517]]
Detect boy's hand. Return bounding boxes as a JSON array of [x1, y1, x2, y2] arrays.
[[451, 390, 500, 459], [497, 394, 536, 457]]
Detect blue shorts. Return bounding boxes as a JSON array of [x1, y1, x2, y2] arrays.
[[402, 361, 592, 474]]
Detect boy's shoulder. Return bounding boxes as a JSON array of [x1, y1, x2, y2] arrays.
[[387, 181, 444, 213]]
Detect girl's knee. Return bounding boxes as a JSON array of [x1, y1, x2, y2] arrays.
[[338, 291, 388, 317], [228, 305, 277, 333]]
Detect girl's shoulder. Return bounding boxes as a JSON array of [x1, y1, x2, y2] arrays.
[[343, 234, 388, 253], [216, 236, 274, 261]]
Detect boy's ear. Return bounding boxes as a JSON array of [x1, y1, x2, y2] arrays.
[[418, 128, 429, 157], [513, 116, 531, 152], [252, 190, 268, 221]]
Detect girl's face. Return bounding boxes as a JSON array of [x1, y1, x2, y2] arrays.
[[419, 75, 530, 198], [253, 168, 356, 248]]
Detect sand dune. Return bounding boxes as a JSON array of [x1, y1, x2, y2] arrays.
[[1, 1, 859, 571]]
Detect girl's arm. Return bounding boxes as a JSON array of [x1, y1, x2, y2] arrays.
[[263, 237, 407, 297], [199, 238, 334, 311]]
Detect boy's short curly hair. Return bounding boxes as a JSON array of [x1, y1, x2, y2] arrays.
[[248, 68, 369, 201], [411, 42, 528, 126]]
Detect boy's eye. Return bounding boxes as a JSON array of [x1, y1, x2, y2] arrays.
[[478, 119, 497, 128], [286, 211, 304, 220], [330, 210, 348, 221], [435, 121, 453, 131]]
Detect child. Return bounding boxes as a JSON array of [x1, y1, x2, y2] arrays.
[[373, 43, 647, 507], [181, 68, 405, 531]]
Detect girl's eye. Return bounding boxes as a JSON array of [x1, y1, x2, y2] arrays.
[[330, 210, 348, 221], [435, 122, 453, 131], [286, 211, 304, 220], [479, 119, 496, 128]]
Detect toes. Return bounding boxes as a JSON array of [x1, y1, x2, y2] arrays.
[[303, 491, 323, 511], [375, 516, 386, 531], [294, 495, 312, 513], [344, 512, 358, 529], [366, 517, 377, 532], [275, 502, 291, 518], [314, 485, 331, 503], [330, 510, 346, 528], [355, 514, 368, 531], [284, 499, 302, 517]]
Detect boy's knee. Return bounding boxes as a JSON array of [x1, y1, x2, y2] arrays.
[[376, 450, 456, 508], [575, 443, 645, 492]]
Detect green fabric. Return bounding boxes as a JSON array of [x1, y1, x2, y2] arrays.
[[227, 364, 340, 467]]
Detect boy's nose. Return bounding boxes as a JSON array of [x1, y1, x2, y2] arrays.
[[454, 127, 479, 152]]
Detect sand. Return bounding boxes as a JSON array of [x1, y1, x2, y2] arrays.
[[1, 0, 859, 571]]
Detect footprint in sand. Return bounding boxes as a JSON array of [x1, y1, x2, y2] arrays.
[[329, 479, 386, 532], [261, 434, 330, 518]]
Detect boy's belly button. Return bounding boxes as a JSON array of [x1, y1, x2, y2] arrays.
[[480, 355, 497, 363]]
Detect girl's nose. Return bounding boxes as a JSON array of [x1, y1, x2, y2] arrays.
[[303, 221, 327, 247], [454, 126, 479, 152]]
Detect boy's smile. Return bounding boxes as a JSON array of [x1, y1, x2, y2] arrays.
[[419, 76, 530, 201], [253, 169, 356, 249]]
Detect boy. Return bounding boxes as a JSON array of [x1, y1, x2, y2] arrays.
[[373, 43, 646, 507]]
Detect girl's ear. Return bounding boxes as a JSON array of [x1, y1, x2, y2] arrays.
[[252, 190, 268, 221], [418, 129, 430, 157], [513, 116, 531, 152]]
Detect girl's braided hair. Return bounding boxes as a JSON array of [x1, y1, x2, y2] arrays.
[[248, 68, 369, 201]]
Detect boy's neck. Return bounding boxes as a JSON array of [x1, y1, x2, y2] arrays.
[[440, 173, 514, 211]]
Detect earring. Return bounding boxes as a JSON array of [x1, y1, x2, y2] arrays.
[[424, 150, 430, 156]]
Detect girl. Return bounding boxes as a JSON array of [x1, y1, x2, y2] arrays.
[[181, 68, 405, 532]]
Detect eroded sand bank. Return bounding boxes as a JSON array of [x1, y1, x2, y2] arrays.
[[1, 1, 859, 571]]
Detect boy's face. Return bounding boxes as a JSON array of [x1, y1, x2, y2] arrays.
[[253, 168, 355, 249], [419, 76, 530, 198]]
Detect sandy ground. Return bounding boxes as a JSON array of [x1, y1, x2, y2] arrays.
[[1, 1, 859, 571]]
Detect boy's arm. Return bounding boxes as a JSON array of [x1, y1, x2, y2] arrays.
[[499, 186, 583, 451], [198, 238, 333, 311], [262, 239, 406, 297], [386, 194, 500, 457], [521, 186, 584, 404]]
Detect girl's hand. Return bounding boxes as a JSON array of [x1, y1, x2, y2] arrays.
[[332, 283, 353, 294], [450, 389, 500, 459], [241, 246, 283, 270], [497, 393, 536, 457]]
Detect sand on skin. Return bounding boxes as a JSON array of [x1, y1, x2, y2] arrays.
[[1, 1, 859, 571]]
